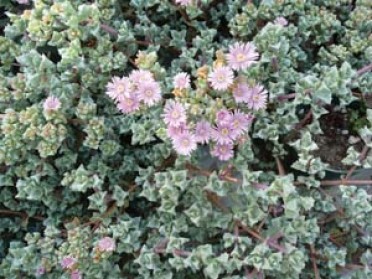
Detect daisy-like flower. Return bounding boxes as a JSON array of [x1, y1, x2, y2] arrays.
[[116, 95, 140, 114], [167, 122, 189, 139], [173, 72, 191, 89], [43, 96, 61, 111], [129, 70, 154, 87], [60, 256, 77, 269], [211, 143, 234, 161], [162, 100, 187, 127], [172, 131, 197, 156], [106, 77, 132, 101], [137, 81, 162, 106], [215, 109, 233, 125], [226, 42, 259, 71], [212, 123, 234, 144], [70, 270, 83, 279], [230, 110, 253, 138], [175, 0, 193, 6], [232, 81, 250, 103], [274, 17, 288, 26], [208, 66, 234, 91], [194, 120, 212, 144], [97, 237, 116, 252], [247, 85, 268, 111]]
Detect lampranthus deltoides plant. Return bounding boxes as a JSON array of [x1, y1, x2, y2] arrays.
[[0, 0, 371, 278]]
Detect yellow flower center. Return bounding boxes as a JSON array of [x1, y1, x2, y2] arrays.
[[171, 111, 180, 118], [253, 94, 260, 101], [236, 53, 246, 62], [145, 90, 153, 97], [217, 75, 225, 82], [126, 99, 133, 106], [221, 128, 229, 136], [181, 139, 190, 147], [117, 84, 125, 93]]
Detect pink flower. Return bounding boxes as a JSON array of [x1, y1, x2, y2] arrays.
[[35, 266, 46, 277], [232, 81, 250, 103], [43, 96, 61, 111], [208, 66, 234, 91], [60, 256, 76, 269], [162, 100, 187, 127], [215, 109, 233, 125], [173, 72, 191, 89], [211, 143, 234, 161], [106, 77, 132, 102], [247, 85, 268, 111], [274, 17, 288, 26], [71, 270, 83, 279], [175, 0, 193, 6], [230, 110, 253, 138], [137, 81, 162, 106], [226, 42, 259, 71], [16, 0, 29, 4], [167, 122, 189, 139], [194, 120, 212, 144], [212, 123, 234, 144], [129, 70, 154, 87], [97, 237, 116, 252], [172, 131, 197, 156], [116, 95, 140, 114]]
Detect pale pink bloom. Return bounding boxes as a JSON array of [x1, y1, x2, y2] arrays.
[[274, 17, 288, 26], [97, 237, 116, 252], [211, 143, 234, 161], [71, 270, 83, 279], [35, 266, 46, 277], [137, 81, 162, 106], [43, 96, 61, 111], [247, 85, 268, 111], [175, 0, 193, 6], [215, 109, 233, 125], [208, 66, 234, 91], [173, 72, 191, 89], [116, 95, 140, 114], [167, 122, 189, 139], [16, 0, 29, 4], [226, 42, 259, 71], [60, 256, 76, 269], [230, 110, 253, 138], [129, 70, 154, 86], [194, 120, 212, 144], [162, 100, 187, 127], [106, 77, 132, 101], [212, 123, 234, 144], [232, 81, 250, 103], [172, 131, 197, 156]]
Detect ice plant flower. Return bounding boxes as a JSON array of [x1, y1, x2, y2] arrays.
[[247, 85, 268, 111], [167, 122, 189, 138], [194, 120, 213, 144], [70, 270, 83, 279], [215, 109, 233, 125], [208, 66, 234, 91], [16, 0, 29, 4], [173, 72, 191, 89], [35, 266, 46, 277], [274, 17, 288, 26], [129, 69, 154, 87], [106, 77, 132, 101], [212, 123, 234, 144], [174, 0, 193, 6], [43, 96, 61, 111], [162, 100, 187, 127], [232, 81, 251, 103], [230, 110, 253, 138], [226, 42, 259, 71], [116, 95, 140, 114], [137, 81, 162, 106], [211, 143, 234, 161], [60, 256, 77, 269], [172, 131, 197, 156], [97, 237, 116, 252]]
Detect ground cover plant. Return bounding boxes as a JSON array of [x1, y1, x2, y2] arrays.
[[0, 0, 371, 278]]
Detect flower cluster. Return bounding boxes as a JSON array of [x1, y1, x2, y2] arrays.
[[106, 70, 162, 114]]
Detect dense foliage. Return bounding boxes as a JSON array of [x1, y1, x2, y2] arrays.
[[0, 0, 371, 278]]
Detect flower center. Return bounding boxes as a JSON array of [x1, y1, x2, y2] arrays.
[[171, 110, 180, 119], [236, 53, 246, 62], [145, 90, 153, 97], [117, 84, 125, 93], [221, 128, 229, 136], [217, 75, 225, 82], [126, 99, 133, 106], [181, 139, 190, 147], [253, 94, 260, 102]]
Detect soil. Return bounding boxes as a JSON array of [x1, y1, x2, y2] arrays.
[[312, 110, 363, 170]]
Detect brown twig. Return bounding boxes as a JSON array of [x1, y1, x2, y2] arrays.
[[295, 110, 313, 130], [275, 157, 286, 176], [356, 63, 372, 77], [100, 23, 119, 37], [0, 210, 44, 221], [345, 145, 370, 180], [309, 245, 321, 279], [320, 179, 372, 186]]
